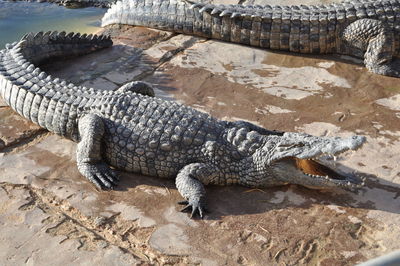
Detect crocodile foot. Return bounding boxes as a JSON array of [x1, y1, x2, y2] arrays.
[[178, 198, 208, 219], [367, 61, 400, 78], [78, 162, 119, 189]]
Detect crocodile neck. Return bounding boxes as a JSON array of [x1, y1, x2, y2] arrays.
[[102, 0, 400, 54], [0, 31, 113, 141]]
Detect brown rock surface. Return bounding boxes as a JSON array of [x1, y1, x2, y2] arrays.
[[0, 107, 45, 151], [1, 0, 400, 264]]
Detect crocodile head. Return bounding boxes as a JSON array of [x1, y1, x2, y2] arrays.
[[254, 132, 366, 189]]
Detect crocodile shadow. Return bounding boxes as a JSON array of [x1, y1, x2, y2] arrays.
[[204, 39, 400, 78], [113, 165, 400, 220]]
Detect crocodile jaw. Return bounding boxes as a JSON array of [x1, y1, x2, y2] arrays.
[[271, 157, 365, 189], [269, 133, 366, 162], [265, 133, 366, 189]]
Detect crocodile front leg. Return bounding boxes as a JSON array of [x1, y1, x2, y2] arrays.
[[77, 113, 119, 189], [116, 81, 155, 97], [342, 19, 399, 77], [176, 163, 220, 218]]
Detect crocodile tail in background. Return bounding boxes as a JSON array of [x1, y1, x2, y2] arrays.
[[17, 31, 112, 65], [102, 0, 400, 77], [0, 32, 112, 140], [101, 0, 352, 54]]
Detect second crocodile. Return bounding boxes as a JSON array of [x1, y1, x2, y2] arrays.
[[102, 0, 400, 77]]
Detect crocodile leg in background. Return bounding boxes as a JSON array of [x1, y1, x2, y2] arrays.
[[342, 18, 399, 77]]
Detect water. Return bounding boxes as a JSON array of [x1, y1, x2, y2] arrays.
[[0, 0, 106, 48]]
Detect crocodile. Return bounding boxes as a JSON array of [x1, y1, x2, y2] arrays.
[[0, 32, 366, 218], [101, 0, 400, 77]]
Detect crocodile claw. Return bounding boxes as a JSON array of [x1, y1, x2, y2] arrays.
[[79, 162, 119, 190], [368, 62, 400, 78], [178, 199, 207, 219]]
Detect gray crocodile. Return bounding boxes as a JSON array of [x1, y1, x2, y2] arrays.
[[101, 0, 400, 77], [0, 32, 366, 218]]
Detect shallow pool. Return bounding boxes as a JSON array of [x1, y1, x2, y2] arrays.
[[0, 0, 106, 48]]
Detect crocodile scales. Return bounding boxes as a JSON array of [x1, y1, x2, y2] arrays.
[[102, 0, 400, 77], [0, 32, 366, 218]]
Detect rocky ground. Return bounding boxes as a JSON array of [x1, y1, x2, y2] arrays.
[[1, 0, 400, 265]]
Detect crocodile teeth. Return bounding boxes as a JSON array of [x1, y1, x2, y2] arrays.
[[306, 173, 324, 178]]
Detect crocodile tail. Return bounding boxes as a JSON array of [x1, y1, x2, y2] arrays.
[[101, 0, 271, 42], [0, 31, 112, 139], [18, 31, 113, 65], [101, 0, 193, 33], [102, 0, 348, 53]]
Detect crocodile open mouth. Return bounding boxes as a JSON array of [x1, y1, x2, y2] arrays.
[[294, 158, 347, 180], [283, 156, 365, 188]]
